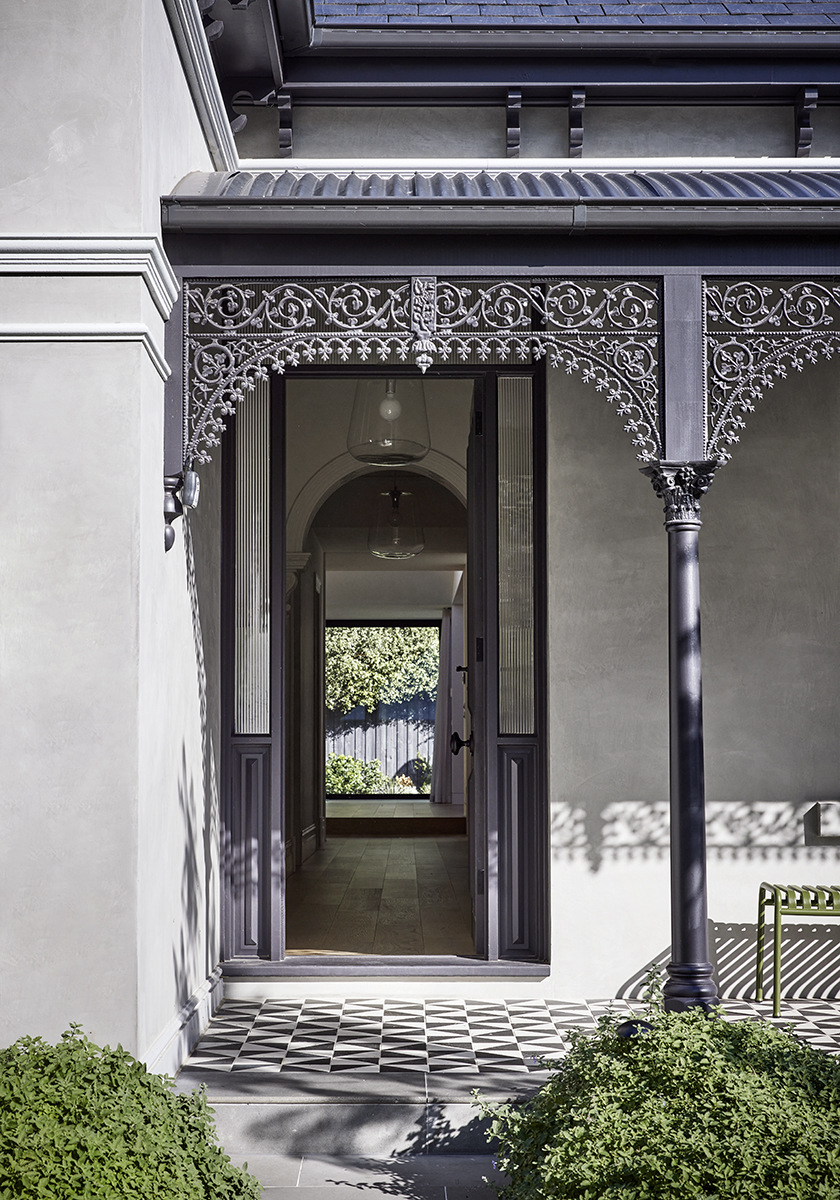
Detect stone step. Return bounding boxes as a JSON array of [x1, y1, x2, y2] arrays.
[[224, 1153, 505, 1199], [211, 1097, 491, 1157], [176, 1067, 545, 1158]]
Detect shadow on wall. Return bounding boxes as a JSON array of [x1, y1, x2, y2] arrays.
[[553, 798, 833, 873], [170, 521, 220, 1008], [616, 922, 840, 1002]]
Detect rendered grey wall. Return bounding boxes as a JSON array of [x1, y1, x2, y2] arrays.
[[0, 0, 216, 1059], [0, 340, 143, 1049], [546, 355, 840, 998], [234, 101, 801, 163], [237, 106, 507, 159], [584, 106, 792, 159]]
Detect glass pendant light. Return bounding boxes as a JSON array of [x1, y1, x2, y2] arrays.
[[368, 480, 425, 560], [347, 377, 430, 466]]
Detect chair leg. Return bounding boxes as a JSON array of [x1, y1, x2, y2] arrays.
[[756, 889, 766, 1002], [773, 896, 782, 1018]]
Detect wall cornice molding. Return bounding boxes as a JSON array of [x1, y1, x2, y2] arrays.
[[0, 236, 179, 321], [161, 0, 238, 172], [0, 322, 170, 381]]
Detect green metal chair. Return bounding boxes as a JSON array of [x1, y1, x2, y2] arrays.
[[756, 883, 840, 1017]]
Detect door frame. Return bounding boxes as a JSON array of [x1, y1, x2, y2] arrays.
[[220, 363, 549, 972]]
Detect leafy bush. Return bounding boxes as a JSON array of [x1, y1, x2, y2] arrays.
[[325, 752, 415, 795], [325, 626, 439, 716], [0, 1027, 261, 1199], [480, 998, 840, 1200], [404, 755, 433, 791]]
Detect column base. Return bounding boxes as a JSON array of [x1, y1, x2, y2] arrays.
[[663, 961, 719, 1012]]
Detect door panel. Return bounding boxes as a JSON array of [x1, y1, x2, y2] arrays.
[[222, 377, 285, 962], [467, 371, 547, 963]]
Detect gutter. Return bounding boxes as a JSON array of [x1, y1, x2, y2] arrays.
[[162, 201, 840, 233], [307, 26, 840, 57]]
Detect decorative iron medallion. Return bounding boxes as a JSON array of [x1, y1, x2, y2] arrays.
[[183, 276, 661, 466]]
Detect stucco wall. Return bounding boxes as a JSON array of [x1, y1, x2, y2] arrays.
[[546, 356, 840, 998], [0, 334, 143, 1048], [584, 106, 792, 159], [235, 102, 800, 163], [0, 1, 210, 235], [0, 0, 217, 1061]]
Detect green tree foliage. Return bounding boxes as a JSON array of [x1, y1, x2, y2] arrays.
[[325, 626, 439, 716], [479, 999, 840, 1200], [0, 1027, 262, 1199]]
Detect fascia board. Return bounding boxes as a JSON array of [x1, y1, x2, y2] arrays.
[[307, 27, 840, 56], [161, 0, 238, 171]]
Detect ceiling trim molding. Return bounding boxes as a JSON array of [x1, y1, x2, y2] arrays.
[[161, 0, 238, 172], [0, 235, 179, 320]]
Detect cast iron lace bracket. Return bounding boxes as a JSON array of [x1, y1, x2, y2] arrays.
[[705, 279, 840, 462], [182, 275, 662, 467]]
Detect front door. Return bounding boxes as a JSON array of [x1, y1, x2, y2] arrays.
[[220, 367, 547, 966]]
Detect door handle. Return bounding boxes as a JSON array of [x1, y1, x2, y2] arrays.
[[450, 731, 474, 756]]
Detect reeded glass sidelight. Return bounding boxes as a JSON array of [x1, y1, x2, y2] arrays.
[[498, 376, 535, 736], [368, 482, 425, 560], [234, 380, 271, 735], [347, 377, 430, 466]]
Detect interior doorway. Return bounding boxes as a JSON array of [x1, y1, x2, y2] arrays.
[[284, 378, 474, 955], [221, 367, 548, 967]]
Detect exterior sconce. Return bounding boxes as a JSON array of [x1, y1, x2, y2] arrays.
[[368, 482, 424, 560], [347, 377, 430, 466], [163, 468, 201, 552]]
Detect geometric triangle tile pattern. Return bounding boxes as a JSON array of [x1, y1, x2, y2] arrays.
[[181, 998, 840, 1075]]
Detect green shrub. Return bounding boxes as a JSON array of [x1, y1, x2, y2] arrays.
[[0, 1026, 261, 1199], [325, 752, 414, 795], [480, 1001, 840, 1200], [405, 755, 433, 792]]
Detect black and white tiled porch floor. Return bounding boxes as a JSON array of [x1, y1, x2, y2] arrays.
[[182, 998, 840, 1076]]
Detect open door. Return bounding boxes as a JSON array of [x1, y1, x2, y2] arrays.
[[466, 371, 548, 962], [221, 367, 547, 967]]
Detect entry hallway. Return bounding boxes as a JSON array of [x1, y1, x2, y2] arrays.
[[177, 998, 840, 1197], [286, 836, 474, 956]]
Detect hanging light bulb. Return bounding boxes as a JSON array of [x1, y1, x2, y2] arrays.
[[368, 480, 425, 560], [347, 377, 430, 466]]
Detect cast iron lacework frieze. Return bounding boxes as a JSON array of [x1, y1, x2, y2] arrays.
[[183, 276, 661, 466], [705, 279, 840, 461]]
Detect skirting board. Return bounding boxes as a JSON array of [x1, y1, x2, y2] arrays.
[[143, 966, 223, 1078]]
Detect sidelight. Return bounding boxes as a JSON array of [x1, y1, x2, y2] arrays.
[[233, 380, 271, 736], [497, 377, 535, 737]]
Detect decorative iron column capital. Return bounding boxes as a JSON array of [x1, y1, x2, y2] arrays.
[[640, 460, 722, 529]]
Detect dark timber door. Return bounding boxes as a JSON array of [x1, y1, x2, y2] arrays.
[[468, 370, 548, 962]]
